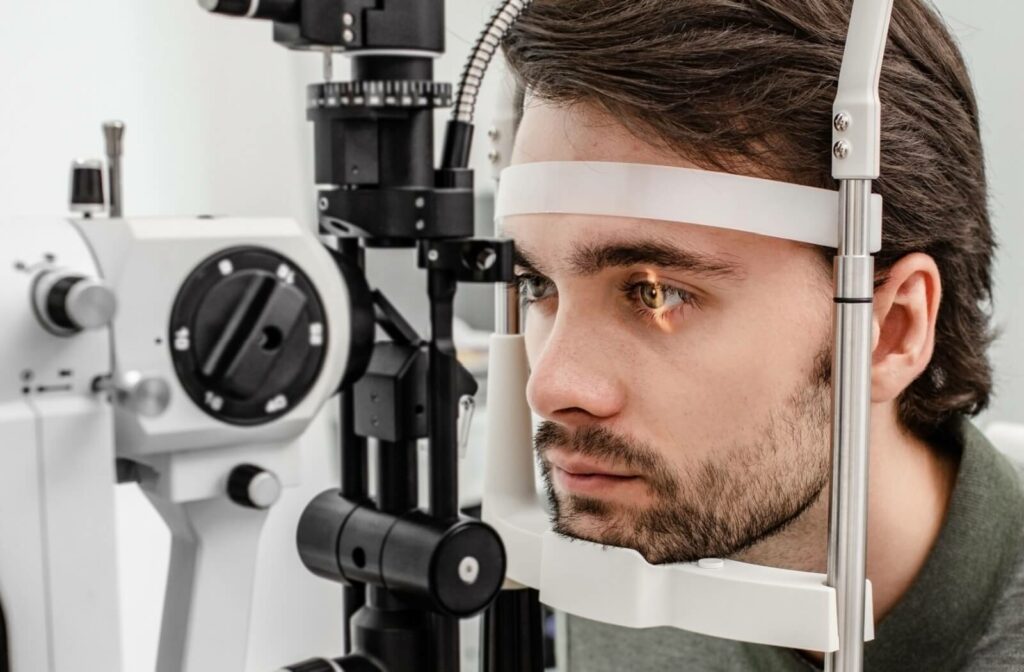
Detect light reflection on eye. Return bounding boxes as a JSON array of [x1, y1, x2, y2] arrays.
[[514, 269, 699, 333]]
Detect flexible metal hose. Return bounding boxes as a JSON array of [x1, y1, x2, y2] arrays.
[[452, 0, 532, 125]]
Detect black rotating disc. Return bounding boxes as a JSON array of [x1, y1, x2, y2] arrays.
[[170, 246, 329, 426]]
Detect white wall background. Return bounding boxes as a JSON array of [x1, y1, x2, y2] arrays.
[[0, 1, 1020, 671], [931, 1, 1024, 425]]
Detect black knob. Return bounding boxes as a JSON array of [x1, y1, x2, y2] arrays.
[[227, 464, 282, 509], [170, 247, 329, 426], [69, 159, 105, 216], [33, 271, 117, 335]]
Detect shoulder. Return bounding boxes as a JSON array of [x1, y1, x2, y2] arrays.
[[564, 615, 751, 672], [563, 615, 812, 672], [961, 457, 1024, 670]]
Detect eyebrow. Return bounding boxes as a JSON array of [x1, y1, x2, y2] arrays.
[[514, 238, 744, 280]]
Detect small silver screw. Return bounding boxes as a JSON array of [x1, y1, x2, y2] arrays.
[[458, 556, 480, 585], [427, 250, 440, 262], [476, 248, 497, 271], [487, 150, 500, 164], [343, 29, 355, 43], [318, 197, 329, 211], [415, 219, 426, 231], [487, 127, 500, 141], [833, 112, 851, 132], [415, 196, 426, 209], [833, 140, 851, 159], [342, 12, 355, 27]]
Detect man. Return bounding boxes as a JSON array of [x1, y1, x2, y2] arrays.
[[498, 1, 1024, 670]]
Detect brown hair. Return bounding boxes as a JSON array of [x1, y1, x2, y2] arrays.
[[503, 0, 995, 444]]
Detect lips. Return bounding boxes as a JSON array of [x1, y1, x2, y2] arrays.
[[547, 452, 637, 479], [546, 450, 642, 497]]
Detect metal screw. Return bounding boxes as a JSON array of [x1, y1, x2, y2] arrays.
[[318, 197, 329, 211], [427, 250, 440, 262], [476, 248, 497, 271], [415, 196, 426, 209], [342, 12, 354, 27], [833, 140, 851, 160], [833, 112, 851, 132], [487, 127, 500, 141], [343, 29, 355, 43], [487, 150, 500, 164], [415, 219, 426, 231], [458, 556, 480, 585]]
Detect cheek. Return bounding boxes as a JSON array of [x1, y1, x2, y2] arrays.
[[522, 310, 553, 367], [626, 296, 832, 457]]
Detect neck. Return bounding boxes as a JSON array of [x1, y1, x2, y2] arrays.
[[735, 403, 959, 658]]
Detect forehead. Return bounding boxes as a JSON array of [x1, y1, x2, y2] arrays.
[[511, 99, 681, 166]]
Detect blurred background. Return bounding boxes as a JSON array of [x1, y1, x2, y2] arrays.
[[1, 1, 1020, 670]]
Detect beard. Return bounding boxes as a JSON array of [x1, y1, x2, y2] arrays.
[[535, 346, 833, 565]]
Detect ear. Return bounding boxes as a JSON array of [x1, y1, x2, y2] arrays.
[[871, 253, 942, 403]]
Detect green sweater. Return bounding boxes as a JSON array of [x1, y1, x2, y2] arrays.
[[564, 421, 1024, 671]]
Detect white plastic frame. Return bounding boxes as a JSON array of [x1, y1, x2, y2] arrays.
[[496, 161, 882, 252]]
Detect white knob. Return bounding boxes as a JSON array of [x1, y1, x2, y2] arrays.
[[95, 371, 171, 417]]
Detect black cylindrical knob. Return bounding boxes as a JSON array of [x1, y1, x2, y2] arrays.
[[69, 159, 105, 215], [382, 514, 506, 617], [34, 271, 117, 335], [227, 464, 282, 509], [297, 489, 360, 581]]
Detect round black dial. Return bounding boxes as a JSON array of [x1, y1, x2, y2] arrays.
[[170, 246, 328, 426]]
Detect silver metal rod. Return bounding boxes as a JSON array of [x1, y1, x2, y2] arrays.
[[323, 50, 334, 83], [826, 179, 874, 672], [102, 121, 125, 218], [495, 282, 520, 336]]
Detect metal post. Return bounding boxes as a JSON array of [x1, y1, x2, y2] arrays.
[[495, 281, 519, 336], [825, 179, 874, 672], [102, 121, 125, 218]]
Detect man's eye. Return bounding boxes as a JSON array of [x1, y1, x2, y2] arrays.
[[635, 281, 688, 309], [624, 280, 696, 322], [516, 273, 555, 302]]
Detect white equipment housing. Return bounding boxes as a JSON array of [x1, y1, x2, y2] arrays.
[[0, 215, 350, 672], [0, 218, 124, 672]]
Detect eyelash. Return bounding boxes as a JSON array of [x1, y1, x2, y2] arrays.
[[514, 273, 699, 325]]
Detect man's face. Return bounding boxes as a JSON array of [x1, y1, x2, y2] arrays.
[[507, 102, 836, 564]]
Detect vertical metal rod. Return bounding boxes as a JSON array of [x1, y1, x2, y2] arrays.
[[826, 179, 874, 672], [427, 268, 460, 520], [495, 281, 519, 336], [426, 267, 461, 670], [376, 439, 418, 513], [102, 121, 125, 218], [323, 50, 334, 83], [337, 238, 367, 653]]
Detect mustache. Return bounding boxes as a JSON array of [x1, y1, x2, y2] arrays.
[[534, 421, 678, 497]]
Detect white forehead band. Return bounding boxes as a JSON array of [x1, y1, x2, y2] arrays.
[[495, 161, 882, 252]]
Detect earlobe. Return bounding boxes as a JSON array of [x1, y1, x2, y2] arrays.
[[870, 254, 942, 403]]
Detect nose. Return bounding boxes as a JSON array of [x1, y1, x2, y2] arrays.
[[525, 310, 627, 428]]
